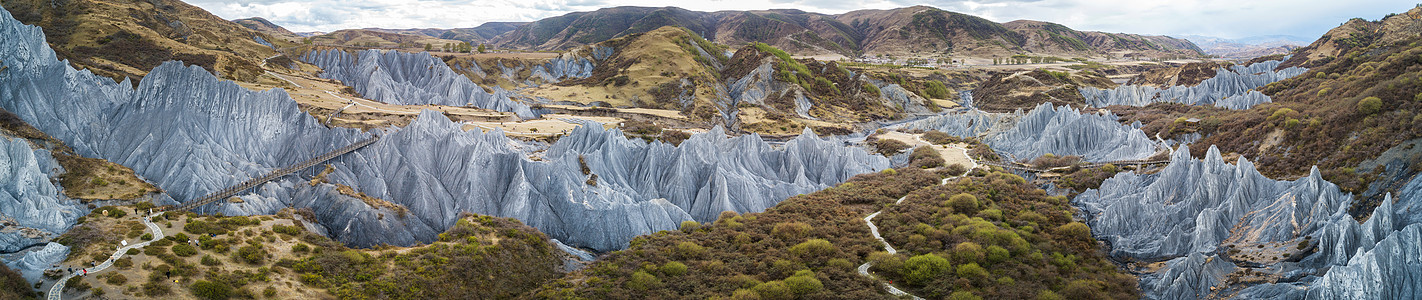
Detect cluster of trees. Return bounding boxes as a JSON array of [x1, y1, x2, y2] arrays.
[[423, 42, 486, 53]]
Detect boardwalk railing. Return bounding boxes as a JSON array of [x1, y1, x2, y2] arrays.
[[168, 136, 380, 212], [981, 159, 1170, 173]]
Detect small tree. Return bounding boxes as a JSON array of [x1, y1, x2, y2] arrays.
[[424, 43, 432, 51], [477, 43, 487, 53]]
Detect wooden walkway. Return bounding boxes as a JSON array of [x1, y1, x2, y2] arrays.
[[980, 159, 1170, 173], [167, 136, 380, 212]]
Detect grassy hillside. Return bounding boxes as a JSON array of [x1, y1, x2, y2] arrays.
[[233, 17, 298, 42], [972, 69, 1116, 112], [310, 29, 466, 49], [527, 26, 727, 120], [1, 0, 281, 83], [56, 206, 564, 299]]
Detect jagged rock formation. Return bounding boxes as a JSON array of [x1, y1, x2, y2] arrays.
[[528, 51, 599, 82], [1, 242, 68, 283], [987, 103, 1157, 162], [0, 137, 84, 253], [301, 49, 537, 118], [1075, 145, 1422, 299], [894, 109, 1003, 138], [896, 103, 1158, 162], [1080, 59, 1306, 109], [320, 115, 887, 251], [0, 7, 885, 253]]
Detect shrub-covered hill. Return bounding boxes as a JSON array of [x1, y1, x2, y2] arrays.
[[59, 207, 564, 299], [533, 168, 943, 299], [872, 170, 1138, 299], [531, 150, 1137, 299]]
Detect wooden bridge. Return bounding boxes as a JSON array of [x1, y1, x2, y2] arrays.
[[980, 159, 1170, 173], [166, 136, 380, 212]]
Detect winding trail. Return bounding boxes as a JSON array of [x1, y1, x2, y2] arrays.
[[48, 212, 165, 300], [857, 169, 966, 299]]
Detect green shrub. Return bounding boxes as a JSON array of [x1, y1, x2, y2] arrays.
[[171, 244, 198, 257], [948, 193, 979, 214], [924, 81, 951, 99], [1056, 222, 1092, 240], [679, 221, 700, 233], [1036, 289, 1065, 300], [752, 280, 793, 300], [903, 253, 950, 286], [864, 83, 881, 95], [1062, 279, 1103, 299], [142, 281, 171, 296], [200, 255, 221, 266], [626, 271, 660, 290], [731, 288, 762, 300], [189, 280, 232, 300], [675, 241, 705, 259], [126, 248, 139, 255], [1358, 97, 1383, 115], [236, 245, 265, 264], [788, 239, 835, 260], [114, 257, 133, 269], [659, 261, 688, 277], [106, 273, 127, 285], [922, 131, 954, 145], [783, 271, 823, 295], [771, 222, 812, 239], [986, 245, 1010, 264], [952, 242, 984, 263], [955, 262, 988, 279], [271, 225, 302, 236], [141, 233, 153, 241], [948, 291, 984, 300], [292, 243, 310, 253]]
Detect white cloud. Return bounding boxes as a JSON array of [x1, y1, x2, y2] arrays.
[[190, 0, 1415, 39]]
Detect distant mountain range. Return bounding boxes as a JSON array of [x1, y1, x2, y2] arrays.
[[1182, 35, 1309, 58], [235, 6, 1203, 59], [487, 6, 1201, 58]]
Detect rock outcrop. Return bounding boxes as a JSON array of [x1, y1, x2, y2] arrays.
[[1, 242, 68, 283], [302, 49, 537, 118], [0, 137, 84, 253], [1075, 144, 1422, 299], [895, 103, 1159, 162], [986, 103, 1158, 162], [1080, 59, 1306, 109]]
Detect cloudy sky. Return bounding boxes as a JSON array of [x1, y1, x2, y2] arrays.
[[190, 0, 1415, 40]]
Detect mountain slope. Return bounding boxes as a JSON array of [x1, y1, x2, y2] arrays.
[[369, 22, 527, 45], [493, 6, 1200, 59], [310, 29, 464, 48], [1, 0, 279, 82], [234, 17, 299, 41]]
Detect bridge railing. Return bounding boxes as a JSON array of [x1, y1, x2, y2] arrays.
[[168, 136, 380, 212]]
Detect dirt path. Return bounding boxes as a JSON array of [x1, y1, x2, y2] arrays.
[[48, 212, 165, 300], [857, 161, 975, 298]]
